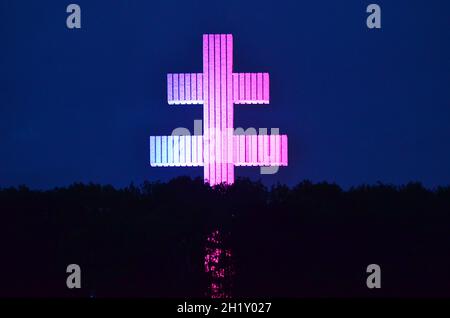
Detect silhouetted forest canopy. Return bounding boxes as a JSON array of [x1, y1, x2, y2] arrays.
[[1, 177, 450, 297]]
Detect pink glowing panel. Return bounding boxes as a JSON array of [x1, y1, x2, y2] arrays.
[[274, 134, 280, 165], [197, 73, 203, 101], [150, 135, 206, 167], [245, 73, 251, 101], [245, 135, 251, 166], [227, 130, 233, 178], [263, 134, 270, 165], [185, 135, 192, 166], [191, 73, 197, 101], [232, 74, 238, 104], [233, 136, 238, 166], [257, 135, 264, 165], [222, 133, 227, 166], [263, 73, 270, 102], [173, 136, 180, 164], [151, 34, 288, 185], [180, 135, 186, 164], [191, 135, 197, 165]]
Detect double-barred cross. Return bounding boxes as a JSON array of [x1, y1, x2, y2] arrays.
[[150, 34, 288, 186]]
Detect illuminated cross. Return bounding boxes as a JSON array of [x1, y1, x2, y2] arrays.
[[150, 34, 288, 186]]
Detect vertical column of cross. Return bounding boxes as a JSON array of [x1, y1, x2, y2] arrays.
[[214, 35, 222, 185], [220, 35, 227, 184], [203, 34, 235, 186], [203, 35, 210, 184], [226, 35, 234, 184], [209, 35, 216, 185]]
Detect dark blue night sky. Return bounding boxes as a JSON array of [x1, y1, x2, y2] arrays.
[[1, 0, 449, 189]]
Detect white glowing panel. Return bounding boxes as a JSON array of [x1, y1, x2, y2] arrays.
[[257, 73, 263, 102], [150, 136, 156, 167], [161, 136, 167, 166], [179, 135, 185, 164], [197, 73, 203, 101], [173, 136, 179, 164], [197, 135, 203, 167], [232, 72, 269, 104], [191, 135, 197, 165], [263, 134, 270, 165], [263, 73, 270, 102], [185, 135, 192, 166], [167, 136, 173, 165], [251, 73, 257, 102], [281, 135, 288, 166], [155, 136, 162, 165]]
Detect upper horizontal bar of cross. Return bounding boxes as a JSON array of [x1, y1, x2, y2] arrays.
[[167, 72, 269, 105]]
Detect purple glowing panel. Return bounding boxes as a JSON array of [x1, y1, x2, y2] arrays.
[[150, 34, 288, 186]]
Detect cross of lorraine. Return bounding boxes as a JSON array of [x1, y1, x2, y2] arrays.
[[150, 34, 288, 186]]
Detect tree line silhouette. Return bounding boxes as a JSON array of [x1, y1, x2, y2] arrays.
[[1, 177, 449, 297]]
